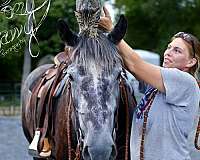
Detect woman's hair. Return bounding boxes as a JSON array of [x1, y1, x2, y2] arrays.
[[172, 32, 200, 79]]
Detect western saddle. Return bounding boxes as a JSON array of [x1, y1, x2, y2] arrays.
[[28, 47, 72, 158]]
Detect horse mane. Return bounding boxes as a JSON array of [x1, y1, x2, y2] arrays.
[[71, 32, 123, 74]]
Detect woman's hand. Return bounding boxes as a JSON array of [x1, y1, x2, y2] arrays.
[[99, 6, 113, 32]]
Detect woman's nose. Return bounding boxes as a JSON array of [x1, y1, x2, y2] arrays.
[[164, 49, 173, 57]]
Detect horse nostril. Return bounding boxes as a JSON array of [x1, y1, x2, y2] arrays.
[[83, 144, 115, 160]]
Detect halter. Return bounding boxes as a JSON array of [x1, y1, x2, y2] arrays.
[[65, 69, 135, 160], [65, 81, 83, 160]]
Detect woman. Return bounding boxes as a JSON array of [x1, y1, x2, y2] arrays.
[[99, 7, 200, 160]]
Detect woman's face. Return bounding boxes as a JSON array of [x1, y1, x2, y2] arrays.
[[163, 38, 193, 71]]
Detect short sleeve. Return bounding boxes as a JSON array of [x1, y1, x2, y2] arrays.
[[160, 68, 199, 106]]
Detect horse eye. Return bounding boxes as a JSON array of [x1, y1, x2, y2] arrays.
[[116, 72, 121, 80], [69, 74, 74, 81]]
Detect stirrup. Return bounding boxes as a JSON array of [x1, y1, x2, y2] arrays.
[[39, 138, 51, 158], [39, 150, 51, 158], [28, 130, 41, 157]]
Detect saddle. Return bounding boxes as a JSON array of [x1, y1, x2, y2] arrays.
[[28, 50, 72, 157], [54, 50, 71, 66]]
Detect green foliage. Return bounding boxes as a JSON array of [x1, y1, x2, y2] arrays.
[[1, 0, 200, 81], [115, 0, 200, 57], [0, 0, 77, 81], [29, 0, 77, 69], [0, 95, 20, 107]]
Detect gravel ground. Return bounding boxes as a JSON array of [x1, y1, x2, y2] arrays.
[[0, 116, 32, 160], [0, 116, 200, 160]]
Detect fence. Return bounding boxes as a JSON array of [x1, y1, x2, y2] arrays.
[[0, 82, 21, 116]]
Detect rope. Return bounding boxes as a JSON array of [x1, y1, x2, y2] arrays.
[[194, 81, 200, 150], [194, 116, 200, 150], [66, 83, 73, 160], [75, 144, 81, 160], [66, 83, 81, 160], [140, 89, 158, 160]]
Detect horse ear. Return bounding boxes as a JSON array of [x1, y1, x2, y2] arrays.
[[107, 15, 127, 44], [57, 19, 79, 47]]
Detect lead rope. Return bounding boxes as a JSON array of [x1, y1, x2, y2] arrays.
[[120, 78, 130, 160], [194, 82, 200, 150], [194, 117, 200, 150], [140, 89, 158, 160], [66, 83, 81, 160], [66, 84, 72, 160]]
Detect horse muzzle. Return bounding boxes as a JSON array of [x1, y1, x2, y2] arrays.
[[82, 132, 117, 160], [83, 145, 116, 160]]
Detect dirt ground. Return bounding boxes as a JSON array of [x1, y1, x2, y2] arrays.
[[0, 116, 200, 160]]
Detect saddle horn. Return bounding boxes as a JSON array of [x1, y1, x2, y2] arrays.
[[57, 19, 79, 47], [108, 15, 128, 44]]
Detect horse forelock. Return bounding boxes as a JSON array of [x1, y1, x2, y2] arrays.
[[70, 33, 122, 74]]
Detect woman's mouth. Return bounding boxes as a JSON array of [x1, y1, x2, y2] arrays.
[[164, 58, 172, 63]]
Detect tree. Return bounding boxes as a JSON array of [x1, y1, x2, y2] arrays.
[[115, 0, 200, 56], [0, 0, 77, 82], [21, 0, 33, 85]]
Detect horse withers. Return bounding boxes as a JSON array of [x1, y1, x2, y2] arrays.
[[21, 0, 137, 159]]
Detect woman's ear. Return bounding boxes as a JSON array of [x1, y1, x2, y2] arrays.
[[186, 58, 197, 68]]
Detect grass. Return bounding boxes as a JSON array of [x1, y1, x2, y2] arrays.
[[0, 95, 20, 107]]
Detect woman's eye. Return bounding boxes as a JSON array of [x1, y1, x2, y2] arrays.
[[175, 48, 182, 53], [69, 74, 74, 81], [116, 73, 121, 80]]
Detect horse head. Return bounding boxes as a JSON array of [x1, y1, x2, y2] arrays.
[[57, 0, 129, 159]]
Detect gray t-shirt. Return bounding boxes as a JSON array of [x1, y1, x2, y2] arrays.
[[130, 68, 200, 160]]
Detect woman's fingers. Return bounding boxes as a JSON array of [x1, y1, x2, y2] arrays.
[[99, 17, 113, 32], [98, 6, 113, 32], [103, 6, 111, 19]]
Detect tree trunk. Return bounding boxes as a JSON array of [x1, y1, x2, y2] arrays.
[[21, 0, 33, 104], [21, 0, 33, 85]]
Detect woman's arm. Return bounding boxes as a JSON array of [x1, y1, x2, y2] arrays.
[[99, 7, 165, 92], [117, 40, 165, 92]]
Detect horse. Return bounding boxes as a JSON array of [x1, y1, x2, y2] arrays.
[[21, 0, 137, 159]]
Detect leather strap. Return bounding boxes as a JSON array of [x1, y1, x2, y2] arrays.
[[119, 75, 137, 160], [39, 62, 67, 151], [30, 76, 46, 135], [36, 78, 54, 128], [120, 77, 130, 160]]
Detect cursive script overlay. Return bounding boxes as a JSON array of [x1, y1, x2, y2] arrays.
[[0, 0, 51, 57]]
